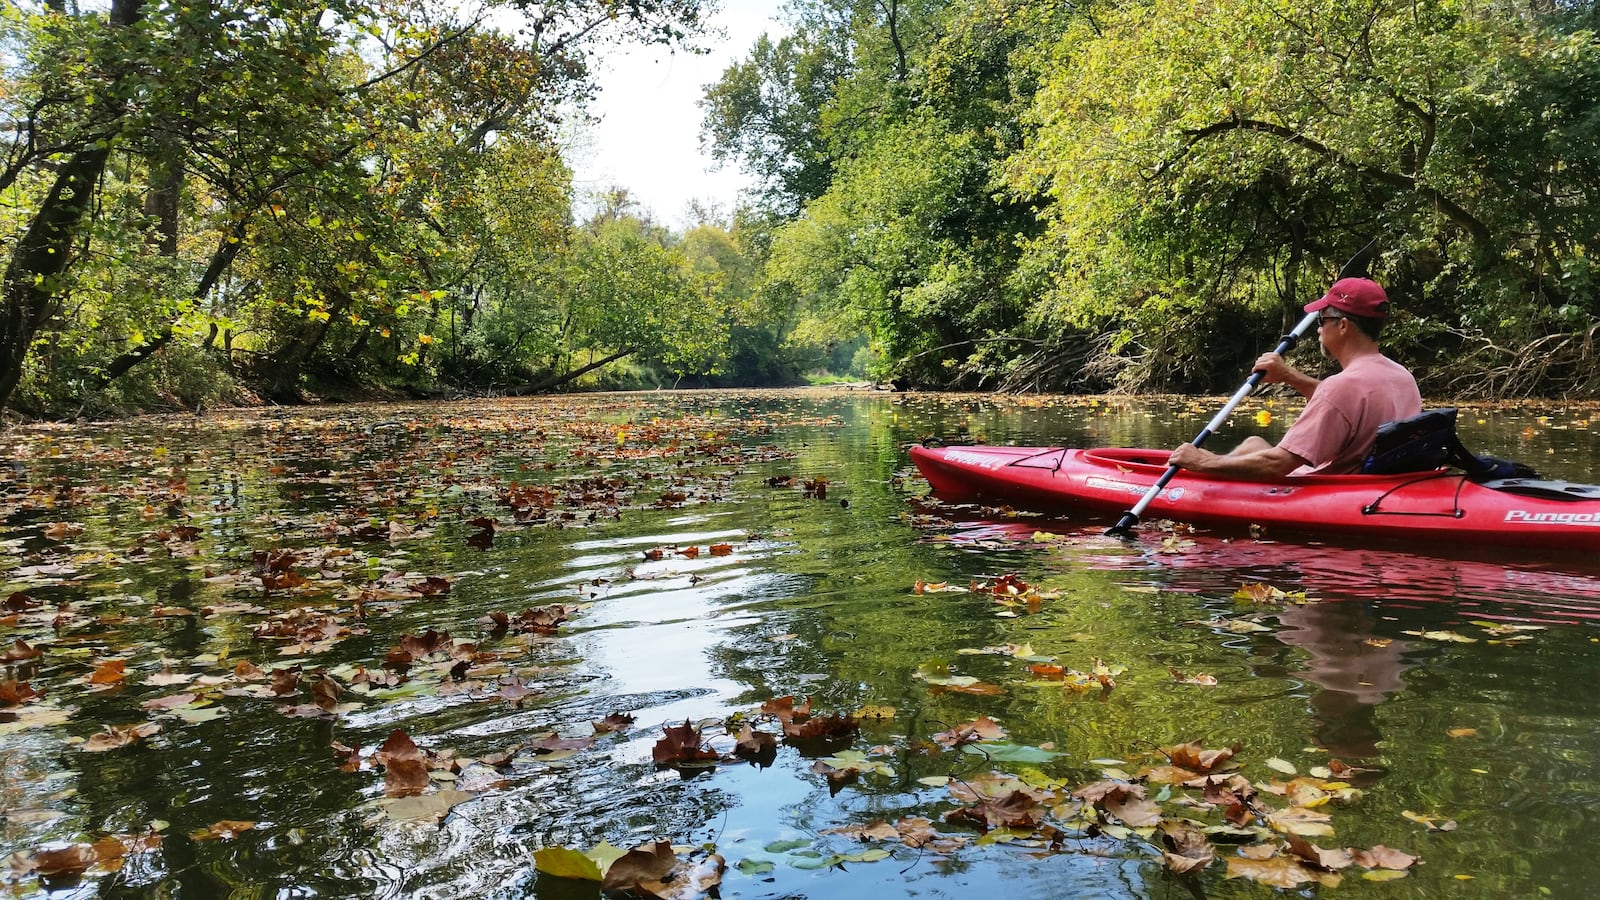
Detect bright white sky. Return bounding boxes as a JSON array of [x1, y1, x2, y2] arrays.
[[564, 1, 785, 230]]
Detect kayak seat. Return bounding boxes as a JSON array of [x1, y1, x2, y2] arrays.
[[1477, 478, 1600, 502], [1362, 408, 1538, 481], [1361, 408, 1460, 475]]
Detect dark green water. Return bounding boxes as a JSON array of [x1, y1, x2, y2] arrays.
[[3, 390, 1600, 898]]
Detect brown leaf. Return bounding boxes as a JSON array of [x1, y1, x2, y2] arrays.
[[260, 570, 309, 591], [410, 575, 451, 596], [269, 667, 301, 696], [733, 724, 777, 762], [1073, 780, 1146, 805], [639, 852, 725, 899], [399, 629, 453, 657], [931, 715, 1007, 748], [813, 759, 859, 794], [823, 820, 900, 841], [384, 756, 432, 797], [82, 722, 161, 752], [14, 843, 101, 876], [1169, 667, 1219, 686], [311, 675, 342, 711], [189, 820, 256, 841], [3, 592, 40, 611], [945, 789, 1045, 830], [43, 522, 84, 541], [494, 679, 536, 706], [1104, 792, 1163, 827], [1285, 834, 1353, 871], [513, 606, 569, 634], [592, 712, 635, 734], [1159, 820, 1217, 874], [1226, 855, 1329, 888], [375, 728, 425, 766], [1163, 740, 1241, 774], [601, 840, 677, 892], [526, 733, 594, 753], [1351, 845, 1419, 870], [0, 678, 42, 706], [761, 695, 812, 723], [782, 712, 858, 742], [708, 542, 733, 556]]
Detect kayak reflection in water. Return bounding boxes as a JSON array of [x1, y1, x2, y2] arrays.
[[1169, 278, 1422, 479]]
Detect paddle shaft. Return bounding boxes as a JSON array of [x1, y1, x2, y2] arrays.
[[1106, 309, 1322, 535]]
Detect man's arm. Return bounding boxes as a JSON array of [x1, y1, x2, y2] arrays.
[[1168, 442, 1306, 479]]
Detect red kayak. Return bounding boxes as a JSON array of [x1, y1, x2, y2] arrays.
[[910, 444, 1600, 551]]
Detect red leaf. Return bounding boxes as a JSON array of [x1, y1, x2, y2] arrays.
[[651, 720, 721, 765]]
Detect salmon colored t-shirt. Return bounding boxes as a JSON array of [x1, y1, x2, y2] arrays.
[[1279, 353, 1422, 475]]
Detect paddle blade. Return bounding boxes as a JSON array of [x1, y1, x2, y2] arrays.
[[1105, 512, 1140, 537]]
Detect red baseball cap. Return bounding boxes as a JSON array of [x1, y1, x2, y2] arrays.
[[1304, 277, 1389, 318]]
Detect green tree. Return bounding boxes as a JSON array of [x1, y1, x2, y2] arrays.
[[1009, 0, 1600, 393], [0, 0, 712, 416]]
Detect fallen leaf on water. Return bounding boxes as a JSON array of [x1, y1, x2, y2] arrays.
[[1446, 727, 1478, 738], [1170, 668, 1218, 686], [11, 843, 101, 876], [601, 840, 676, 891], [1265, 757, 1298, 776], [1352, 845, 1419, 870], [82, 722, 161, 752], [0, 679, 42, 706], [652, 720, 721, 766], [86, 659, 128, 686], [1227, 854, 1339, 888], [189, 820, 256, 841], [932, 716, 1006, 748], [1158, 819, 1216, 874], [1234, 582, 1297, 604], [1401, 810, 1457, 832], [1401, 629, 1477, 644], [384, 788, 475, 824]]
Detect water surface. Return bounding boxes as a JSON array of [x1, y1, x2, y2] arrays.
[[3, 390, 1599, 898]]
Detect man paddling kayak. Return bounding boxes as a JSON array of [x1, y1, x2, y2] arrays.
[[1168, 278, 1422, 478]]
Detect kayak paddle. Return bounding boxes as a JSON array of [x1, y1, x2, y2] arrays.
[[1105, 239, 1378, 537]]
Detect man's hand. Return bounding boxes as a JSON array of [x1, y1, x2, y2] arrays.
[[1252, 352, 1292, 384], [1168, 442, 1215, 471]]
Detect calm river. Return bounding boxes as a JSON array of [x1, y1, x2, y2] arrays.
[[3, 389, 1600, 898]]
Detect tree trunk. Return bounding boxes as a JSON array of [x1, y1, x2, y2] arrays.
[[0, 0, 146, 416], [145, 137, 183, 256], [503, 346, 637, 395]]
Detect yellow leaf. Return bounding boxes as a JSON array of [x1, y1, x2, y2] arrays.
[[533, 847, 604, 881]]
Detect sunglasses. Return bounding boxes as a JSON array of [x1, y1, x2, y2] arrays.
[[1317, 313, 1347, 328]]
